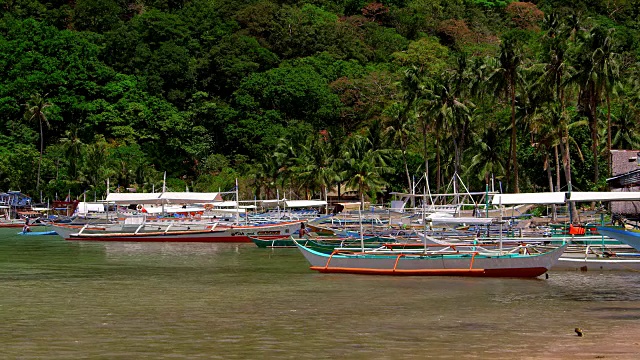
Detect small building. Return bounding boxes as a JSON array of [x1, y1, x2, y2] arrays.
[[608, 150, 640, 216]]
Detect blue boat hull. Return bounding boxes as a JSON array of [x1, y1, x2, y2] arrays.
[[18, 230, 58, 236], [596, 227, 640, 251]]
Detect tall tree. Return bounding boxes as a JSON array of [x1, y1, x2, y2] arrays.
[[23, 93, 52, 191], [570, 25, 619, 186], [340, 134, 392, 209], [490, 36, 523, 193]]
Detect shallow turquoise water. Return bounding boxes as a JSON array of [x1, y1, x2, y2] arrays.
[[1, 227, 640, 359]]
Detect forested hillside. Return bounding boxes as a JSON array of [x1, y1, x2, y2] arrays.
[[1, 0, 639, 202]]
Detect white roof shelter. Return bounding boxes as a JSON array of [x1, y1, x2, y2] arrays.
[[105, 192, 222, 205], [491, 192, 566, 205], [105, 193, 161, 204], [568, 191, 640, 202], [159, 192, 223, 203], [284, 200, 327, 208]]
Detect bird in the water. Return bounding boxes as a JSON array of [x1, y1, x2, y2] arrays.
[[575, 328, 584, 337]]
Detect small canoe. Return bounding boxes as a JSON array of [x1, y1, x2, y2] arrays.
[[18, 230, 58, 236]]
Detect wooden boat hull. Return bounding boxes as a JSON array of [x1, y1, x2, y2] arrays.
[[53, 221, 304, 243], [250, 236, 300, 248], [1, 223, 28, 228], [554, 256, 640, 271], [296, 242, 567, 278]]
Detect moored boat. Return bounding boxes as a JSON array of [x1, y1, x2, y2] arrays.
[[295, 240, 567, 277], [17, 230, 58, 236], [52, 220, 304, 242], [596, 226, 640, 251], [250, 235, 301, 248]]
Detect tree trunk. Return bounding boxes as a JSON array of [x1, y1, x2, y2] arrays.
[[37, 118, 43, 191], [436, 136, 441, 194], [545, 148, 557, 222], [559, 128, 577, 222], [590, 86, 599, 187], [422, 120, 428, 190], [510, 85, 519, 193], [400, 134, 411, 193], [606, 93, 612, 180], [554, 145, 561, 191]]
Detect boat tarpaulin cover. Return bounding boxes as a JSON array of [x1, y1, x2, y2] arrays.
[[428, 217, 495, 225], [284, 200, 327, 208], [159, 192, 222, 203], [105, 192, 222, 204], [105, 193, 161, 204], [491, 192, 566, 205], [568, 191, 640, 202]]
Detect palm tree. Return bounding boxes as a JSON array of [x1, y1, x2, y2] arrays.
[[391, 66, 424, 191], [23, 93, 52, 191], [293, 131, 340, 200], [570, 25, 619, 185], [537, 102, 588, 217], [466, 120, 507, 185], [425, 66, 475, 193], [535, 13, 573, 192], [610, 103, 640, 149], [489, 36, 523, 193], [82, 136, 111, 189], [340, 134, 392, 210], [60, 125, 84, 179]]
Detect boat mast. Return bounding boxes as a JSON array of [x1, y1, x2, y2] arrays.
[[423, 183, 427, 253], [235, 178, 240, 224], [162, 172, 167, 217], [359, 193, 364, 252], [499, 196, 503, 254]]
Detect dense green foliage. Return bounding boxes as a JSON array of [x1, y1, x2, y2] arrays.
[[1, 0, 640, 203]]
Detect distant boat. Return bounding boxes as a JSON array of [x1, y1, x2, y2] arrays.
[[17, 230, 58, 236], [596, 226, 640, 251], [249, 235, 301, 248], [0, 220, 28, 228], [295, 240, 567, 278], [52, 221, 304, 243]]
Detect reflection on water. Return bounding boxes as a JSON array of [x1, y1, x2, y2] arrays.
[[1, 228, 640, 359]]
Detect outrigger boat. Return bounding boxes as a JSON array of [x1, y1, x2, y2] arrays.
[[596, 226, 640, 251], [250, 233, 398, 249], [52, 220, 304, 243], [295, 240, 567, 277]]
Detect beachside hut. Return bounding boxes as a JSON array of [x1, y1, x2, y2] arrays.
[[608, 150, 640, 216]]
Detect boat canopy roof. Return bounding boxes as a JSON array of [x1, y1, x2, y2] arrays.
[[105, 192, 223, 204], [284, 200, 327, 208], [491, 192, 566, 205], [491, 191, 640, 205], [390, 191, 497, 197], [428, 217, 495, 225], [568, 191, 640, 202], [239, 199, 327, 208], [337, 202, 370, 210]]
